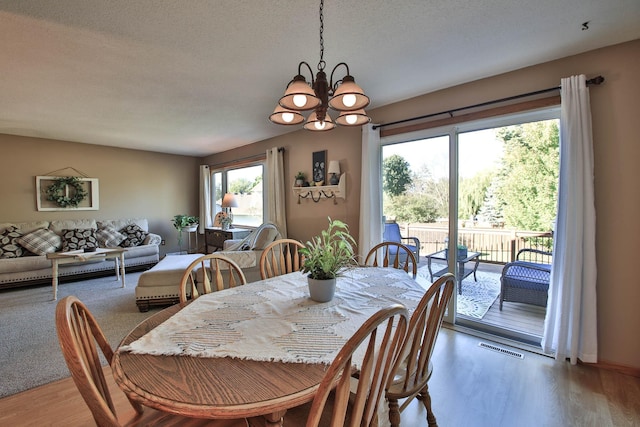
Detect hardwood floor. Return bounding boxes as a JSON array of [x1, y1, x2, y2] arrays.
[[1, 329, 638, 426]]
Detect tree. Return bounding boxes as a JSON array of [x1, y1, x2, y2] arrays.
[[229, 177, 258, 194], [386, 193, 438, 223], [494, 121, 559, 231], [459, 171, 494, 220], [478, 178, 505, 226], [383, 154, 412, 197]]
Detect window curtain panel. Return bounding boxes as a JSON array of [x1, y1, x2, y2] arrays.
[[199, 165, 212, 233], [542, 75, 598, 364], [266, 147, 288, 238], [359, 124, 383, 262]]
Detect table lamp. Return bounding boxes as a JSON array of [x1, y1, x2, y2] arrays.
[[221, 193, 239, 222], [328, 160, 340, 185]]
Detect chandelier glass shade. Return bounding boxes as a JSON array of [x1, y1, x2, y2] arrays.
[[269, 105, 305, 125], [269, 0, 371, 131]]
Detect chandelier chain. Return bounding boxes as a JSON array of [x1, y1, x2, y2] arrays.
[[318, 0, 325, 71]]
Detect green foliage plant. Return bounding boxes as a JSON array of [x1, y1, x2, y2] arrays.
[[383, 154, 412, 197], [172, 214, 199, 249], [299, 217, 357, 280], [295, 171, 306, 180], [45, 176, 88, 208], [172, 215, 199, 231]]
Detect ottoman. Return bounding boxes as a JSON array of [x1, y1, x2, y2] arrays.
[[135, 253, 205, 312]]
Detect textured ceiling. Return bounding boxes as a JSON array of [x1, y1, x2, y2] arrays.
[[1, 0, 639, 156]]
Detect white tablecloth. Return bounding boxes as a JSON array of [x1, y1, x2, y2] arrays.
[[121, 267, 425, 366]]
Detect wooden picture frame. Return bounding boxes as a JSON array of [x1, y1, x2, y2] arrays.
[[312, 150, 327, 184], [36, 176, 99, 211]]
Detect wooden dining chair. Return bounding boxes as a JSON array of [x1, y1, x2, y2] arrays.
[[285, 304, 408, 427], [386, 273, 455, 427], [55, 295, 248, 427], [364, 242, 418, 279], [259, 238, 305, 280], [179, 254, 247, 305]]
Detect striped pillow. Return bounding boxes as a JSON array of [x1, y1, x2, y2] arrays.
[[96, 226, 126, 247], [17, 228, 62, 255]]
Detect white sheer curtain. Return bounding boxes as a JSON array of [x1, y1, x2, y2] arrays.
[[359, 124, 383, 261], [266, 147, 288, 238], [542, 75, 598, 364], [198, 165, 212, 234]]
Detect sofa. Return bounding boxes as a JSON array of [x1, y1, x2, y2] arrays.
[[0, 218, 161, 290], [134, 223, 281, 310]]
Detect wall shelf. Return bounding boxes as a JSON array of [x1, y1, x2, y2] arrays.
[[292, 173, 346, 204]]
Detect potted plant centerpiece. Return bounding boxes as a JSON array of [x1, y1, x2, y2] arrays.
[[172, 214, 199, 251], [294, 171, 306, 187], [299, 217, 357, 302]]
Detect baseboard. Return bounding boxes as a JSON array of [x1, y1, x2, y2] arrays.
[[581, 359, 640, 378]]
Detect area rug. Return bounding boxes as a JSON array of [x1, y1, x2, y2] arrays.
[[417, 265, 501, 319], [0, 272, 160, 398]]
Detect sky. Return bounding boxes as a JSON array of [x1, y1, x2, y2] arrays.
[[382, 129, 504, 179]]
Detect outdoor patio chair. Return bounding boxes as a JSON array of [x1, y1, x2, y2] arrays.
[[500, 249, 552, 310], [383, 222, 420, 261]]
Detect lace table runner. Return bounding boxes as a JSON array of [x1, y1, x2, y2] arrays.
[[120, 267, 425, 366]]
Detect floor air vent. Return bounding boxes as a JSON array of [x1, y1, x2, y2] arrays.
[[478, 342, 524, 359]]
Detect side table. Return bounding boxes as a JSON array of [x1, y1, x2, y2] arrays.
[[205, 227, 251, 253], [425, 249, 481, 295]]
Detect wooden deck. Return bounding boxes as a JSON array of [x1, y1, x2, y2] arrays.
[[419, 259, 546, 343]]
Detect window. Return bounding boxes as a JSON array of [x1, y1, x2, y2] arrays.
[[211, 163, 264, 227], [381, 107, 560, 344]]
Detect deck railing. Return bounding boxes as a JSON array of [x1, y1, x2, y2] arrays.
[[399, 223, 553, 264]]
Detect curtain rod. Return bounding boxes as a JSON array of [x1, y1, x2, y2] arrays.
[[209, 147, 284, 169], [372, 75, 604, 130]]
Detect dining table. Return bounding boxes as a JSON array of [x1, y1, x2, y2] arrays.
[[111, 266, 427, 426]]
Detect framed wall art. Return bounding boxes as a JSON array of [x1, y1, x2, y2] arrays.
[[36, 176, 99, 211], [312, 150, 326, 184]]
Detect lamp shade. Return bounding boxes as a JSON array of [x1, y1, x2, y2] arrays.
[[221, 193, 239, 208], [269, 105, 305, 125], [303, 111, 336, 131], [328, 160, 340, 175], [279, 76, 321, 111], [328, 76, 370, 111], [335, 109, 371, 126]]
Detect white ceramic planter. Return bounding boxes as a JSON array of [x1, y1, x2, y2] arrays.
[[307, 277, 337, 302]]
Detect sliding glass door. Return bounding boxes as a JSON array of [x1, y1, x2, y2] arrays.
[[381, 108, 560, 345]]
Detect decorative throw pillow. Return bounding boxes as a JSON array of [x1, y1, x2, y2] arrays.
[[16, 228, 62, 255], [61, 229, 99, 252], [0, 226, 24, 258], [96, 226, 126, 247], [119, 224, 148, 247], [252, 227, 279, 250]]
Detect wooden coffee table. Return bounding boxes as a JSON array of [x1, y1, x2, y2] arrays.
[[46, 248, 126, 300]]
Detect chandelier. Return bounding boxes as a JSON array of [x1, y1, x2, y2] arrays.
[[269, 0, 371, 131]]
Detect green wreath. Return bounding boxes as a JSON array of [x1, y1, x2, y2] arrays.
[[45, 176, 88, 208]]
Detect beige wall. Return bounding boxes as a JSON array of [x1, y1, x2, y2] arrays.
[[207, 39, 640, 370], [1, 39, 637, 370], [202, 126, 363, 246], [0, 135, 201, 256]]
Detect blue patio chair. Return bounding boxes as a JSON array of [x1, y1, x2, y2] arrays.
[[500, 249, 552, 310], [383, 222, 420, 261]]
